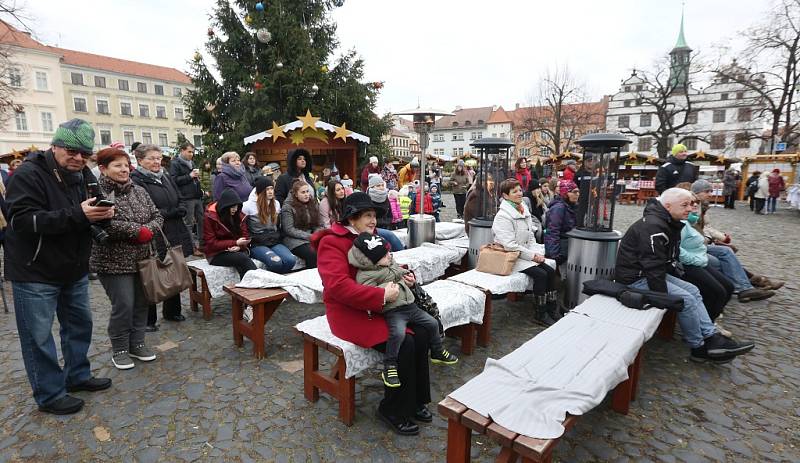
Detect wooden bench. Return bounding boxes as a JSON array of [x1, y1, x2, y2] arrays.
[[223, 285, 289, 359]]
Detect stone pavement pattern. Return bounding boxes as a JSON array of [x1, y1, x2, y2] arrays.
[[0, 195, 798, 462]]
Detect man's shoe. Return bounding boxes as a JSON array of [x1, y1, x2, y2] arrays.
[[375, 408, 419, 436], [129, 344, 157, 362], [431, 348, 459, 365], [163, 314, 186, 322], [382, 365, 401, 388], [145, 324, 159, 332], [690, 346, 736, 364], [704, 333, 755, 358], [414, 405, 433, 423], [112, 351, 135, 370], [753, 276, 784, 291], [66, 377, 112, 393], [38, 395, 84, 415], [738, 288, 774, 303]]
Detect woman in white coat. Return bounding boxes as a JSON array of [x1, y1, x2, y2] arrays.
[[492, 178, 559, 326], [753, 171, 770, 214]]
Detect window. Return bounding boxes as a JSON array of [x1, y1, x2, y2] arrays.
[[738, 108, 752, 122], [118, 79, 129, 91], [142, 132, 152, 144], [156, 105, 166, 118], [73, 97, 88, 112], [667, 137, 674, 149], [464, 121, 471, 126], [476, 132, 482, 139], [452, 121, 458, 127], [712, 110, 726, 123], [635, 99, 642, 106], [721, 93, 728, 101], [624, 100, 632, 107], [452, 133, 458, 141], [451, 132, 464, 141], [123, 130, 134, 146], [14, 110, 27, 131], [500, 133, 506, 138], [635, 84, 643, 91], [721, 76, 730, 84], [477, 119, 484, 124], [618, 115, 630, 128], [624, 85, 631, 92], [640, 114, 652, 127], [94, 76, 106, 88], [519, 131, 531, 141], [453, 147, 464, 156], [637, 137, 652, 152], [71, 72, 84, 85], [734, 133, 750, 149], [139, 104, 150, 117], [154, 84, 164, 96], [9, 68, 22, 87], [686, 111, 698, 124], [100, 129, 111, 145], [492, 133, 497, 138], [137, 82, 147, 93], [684, 139, 697, 150], [710, 134, 726, 149], [96, 99, 110, 114], [174, 107, 184, 120], [736, 91, 744, 100], [120, 102, 132, 116], [158, 133, 168, 146], [540, 146, 551, 156], [433, 133, 443, 142], [35, 71, 48, 90], [173, 87, 182, 97], [40, 112, 53, 132]]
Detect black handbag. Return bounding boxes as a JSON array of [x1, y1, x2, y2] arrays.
[[582, 279, 684, 312], [410, 283, 444, 336]]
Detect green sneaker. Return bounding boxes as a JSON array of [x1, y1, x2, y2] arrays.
[[382, 365, 401, 388], [431, 348, 459, 365]]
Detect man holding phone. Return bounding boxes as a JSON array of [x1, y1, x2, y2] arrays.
[[170, 141, 204, 256], [4, 119, 114, 415]]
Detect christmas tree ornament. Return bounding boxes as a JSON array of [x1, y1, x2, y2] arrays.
[[245, 14, 253, 25], [255, 2, 264, 11], [320, 65, 328, 73], [311, 83, 319, 94], [267, 121, 287, 142], [297, 109, 320, 131], [256, 28, 272, 43], [333, 122, 352, 141], [193, 52, 202, 62], [276, 61, 283, 69], [207, 28, 214, 37], [254, 81, 263, 90], [218, 134, 224, 140]]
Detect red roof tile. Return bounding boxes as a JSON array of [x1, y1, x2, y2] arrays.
[[487, 106, 512, 124]]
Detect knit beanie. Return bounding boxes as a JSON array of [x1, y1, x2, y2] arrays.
[[352, 232, 388, 264], [254, 176, 274, 194], [690, 179, 712, 194], [559, 180, 578, 197], [368, 173, 384, 189], [671, 144, 688, 156], [369, 156, 379, 164], [51, 118, 95, 154]]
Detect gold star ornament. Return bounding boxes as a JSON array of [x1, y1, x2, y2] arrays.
[[297, 109, 320, 131], [333, 122, 352, 141], [290, 131, 306, 145], [695, 150, 706, 159], [267, 121, 286, 142], [628, 151, 639, 161]]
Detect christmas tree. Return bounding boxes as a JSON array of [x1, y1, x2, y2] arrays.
[[185, 0, 391, 161]]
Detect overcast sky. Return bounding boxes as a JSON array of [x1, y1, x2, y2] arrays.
[[20, 0, 773, 115]]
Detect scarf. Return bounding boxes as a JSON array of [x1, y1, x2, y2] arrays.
[[174, 154, 194, 171], [369, 188, 388, 203], [222, 163, 244, 179], [505, 199, 525, 215], [136, 165, 163, 183], [99, 174, 132, 196]]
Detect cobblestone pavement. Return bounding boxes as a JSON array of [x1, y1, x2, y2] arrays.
[[1, 195, 798, 462]]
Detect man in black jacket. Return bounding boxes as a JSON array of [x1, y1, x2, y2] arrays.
[[274, 148, 314, 205], [654, 144, 698, 194], [614, 188, 755, 363], [5, 119, 114, 415], [169, 141, 204, 255]]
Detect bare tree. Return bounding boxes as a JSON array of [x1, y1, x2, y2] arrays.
[[520, 65, 603, 157], [620, 54, 706, 158], [0, 1, 33, 125], [715, 0, 800, 152]]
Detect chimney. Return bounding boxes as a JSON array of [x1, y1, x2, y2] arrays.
[[515, 103, 520, 110], [454, 105, 462, 111]]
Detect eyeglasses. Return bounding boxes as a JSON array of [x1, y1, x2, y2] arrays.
[[63, 148, 91, 159], [143, 156, 163, 162]]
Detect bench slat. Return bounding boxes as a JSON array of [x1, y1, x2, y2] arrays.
[[461, 409, 491, 434], [438, 396, 468, 421], [486, 422, 518, 448]]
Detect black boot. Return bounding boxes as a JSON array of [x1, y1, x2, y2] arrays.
[[534, 295, 556, 327], [546, 291, 562, 321]]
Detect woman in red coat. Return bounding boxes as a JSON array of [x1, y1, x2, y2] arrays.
[[312, 192, 430, 436], [203, 188, 256, 278]]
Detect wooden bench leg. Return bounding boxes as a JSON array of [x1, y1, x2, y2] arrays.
[[630, 349, 643, 400], [460, 324, 475, 355], [189, 270, 199, 313], [657, 310, 677, 340], [303, 340, 320, 403], [251, 302, 266, 359], [611, 361, 635, 415], [477, 292, 492, 347], [496, 447, 519, 463], [334, 356, 355, 426], [446, 417, 472, 463], [231, 296, 244, 348], [200, 274, 212, 320]]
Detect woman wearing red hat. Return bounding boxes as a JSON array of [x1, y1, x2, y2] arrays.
[[766, 168, 785, 214]]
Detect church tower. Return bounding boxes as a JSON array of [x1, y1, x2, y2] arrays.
[[669, 10, 692, 92]]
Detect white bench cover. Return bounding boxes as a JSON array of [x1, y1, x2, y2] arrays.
[[237, 268, 323, 304], [188, 257, 306, 299], [296, 316, 383, 379], [449, 296, 666, 440], [393, 243, 466, 284], [447, 269, 533, 295]]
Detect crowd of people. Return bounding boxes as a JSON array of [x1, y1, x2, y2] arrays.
[[0, 118, 788, 438]]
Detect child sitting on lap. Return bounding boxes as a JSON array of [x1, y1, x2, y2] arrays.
[[348, 232, 458, 388]]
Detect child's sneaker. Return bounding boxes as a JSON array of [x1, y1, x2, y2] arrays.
[[382, 365, 401, 388], [431, 349, 459, 365]]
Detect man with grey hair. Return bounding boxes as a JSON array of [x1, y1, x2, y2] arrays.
[[615, 188, 755, 363]]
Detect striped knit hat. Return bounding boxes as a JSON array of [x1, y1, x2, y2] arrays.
[[51, 118, 95, 155]]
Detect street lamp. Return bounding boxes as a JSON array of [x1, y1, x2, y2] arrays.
[[394, 106, 454, 247]]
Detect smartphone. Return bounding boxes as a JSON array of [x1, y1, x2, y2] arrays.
[[94, 199, 115, 207]]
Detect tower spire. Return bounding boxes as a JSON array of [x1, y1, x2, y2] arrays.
[[674, 3, 689, 50]]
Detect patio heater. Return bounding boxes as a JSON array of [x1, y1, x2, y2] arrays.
[[467, 137, 515, 267], [394, 107, 454, 247], [564, 133, 631, 308]]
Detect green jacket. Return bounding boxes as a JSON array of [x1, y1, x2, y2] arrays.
[[450, 172, 471, 194], [347, 247, 415, 310]]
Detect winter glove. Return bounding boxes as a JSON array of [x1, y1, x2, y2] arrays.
[[135, 226, 153, 244]]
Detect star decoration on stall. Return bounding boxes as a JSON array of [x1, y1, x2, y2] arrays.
[[716, 154, 726, 163], [646, 154, 659, 164], [303, 130, 329, 144], [297, 109, 320, 131], [549, 153, 558, 162], [333, 122, 352, 141], [627, 151, 639, 161], [290, 131, 307, 145], [267, 121, 287, 142], [695, 150, 706, 159]]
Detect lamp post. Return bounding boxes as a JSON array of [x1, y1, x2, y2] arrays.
[[564, 133, 631, 308], [394, 107, 454, 247]]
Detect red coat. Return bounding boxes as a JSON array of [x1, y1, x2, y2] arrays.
[[202, 203, 249, 259], [412, 192, 434, 214], [311, 223, 390, 348], [562, 167, 575, 182], [360, 165, 381, 191], [514, 168, 532, 191]]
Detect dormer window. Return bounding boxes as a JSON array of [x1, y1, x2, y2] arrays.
[[477, 119, 484, 124], [465, 120, 471, 126], [624, 85, 632, 92], [452, 121, 458, 127]]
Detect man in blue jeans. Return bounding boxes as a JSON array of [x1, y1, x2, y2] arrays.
[[4, 119, 114, 414], [614, 188, 755, 363]]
